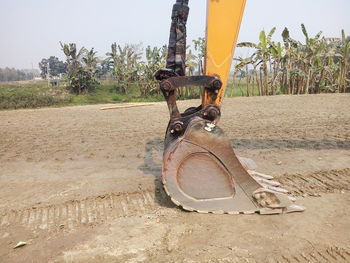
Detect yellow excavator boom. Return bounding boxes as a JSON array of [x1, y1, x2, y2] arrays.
[[204, 0, 247, 106]]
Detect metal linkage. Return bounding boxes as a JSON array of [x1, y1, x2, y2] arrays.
[[156, 0, 224, 149], [163, 105, 221, 150], [159, 75, 222, 119]]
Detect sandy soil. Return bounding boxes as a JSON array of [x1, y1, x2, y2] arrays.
[[1, 94, 350, 263]]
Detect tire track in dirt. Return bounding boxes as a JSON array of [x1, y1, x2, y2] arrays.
[[269, 246, 350, 263], [0, 189, 171, 232], [279, 168, 350, 197], [1, 169, 349, 232], [205, 246, 350, 263]]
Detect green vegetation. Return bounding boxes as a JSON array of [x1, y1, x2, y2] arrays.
[[0, 81, 72, 109], [0, 79, 258, 110], [61, 43, 100, 94], [0, 80, 167, 110], [69, 81, 164, 105], [38, 56, 67, 79], [1, 26, 349, 110], [235, 26, 350, 95]]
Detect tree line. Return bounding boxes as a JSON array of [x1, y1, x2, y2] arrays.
[[38, 25, 349, 96], [0, 68, 39, 82], [55, 39, 206, 96]]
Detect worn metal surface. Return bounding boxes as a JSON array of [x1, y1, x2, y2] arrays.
[[156, 0, 305, 215], [162, 118, 305, 214]]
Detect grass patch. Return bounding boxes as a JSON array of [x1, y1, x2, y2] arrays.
[[70, 82, 165, 106], [0, 81, 73, 110], [0, 78, 259, 110]]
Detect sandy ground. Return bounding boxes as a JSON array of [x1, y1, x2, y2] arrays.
[[1, 94, 350, 263]]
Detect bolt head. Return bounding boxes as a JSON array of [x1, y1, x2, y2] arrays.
[[212, 79, 222, 89], [172, 121, 184, 133], [208, 108, 219, 119]]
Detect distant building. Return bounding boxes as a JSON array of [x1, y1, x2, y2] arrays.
[[50, 78, 61, 86]]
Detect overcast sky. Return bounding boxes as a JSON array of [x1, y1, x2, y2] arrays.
[[0, 0, 349, 69]]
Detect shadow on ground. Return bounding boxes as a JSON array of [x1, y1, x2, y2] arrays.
[[138, 138, 175, 209]]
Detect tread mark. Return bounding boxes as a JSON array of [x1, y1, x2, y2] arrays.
[[270, 247, 350, 263], [279, 169, 350, 196]]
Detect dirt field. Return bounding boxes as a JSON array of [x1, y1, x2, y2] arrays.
[[1, 94, 350, 263]]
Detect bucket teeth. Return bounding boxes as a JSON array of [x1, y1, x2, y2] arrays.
[[251, 176, 281, 187], [253, 187, 305, 213], [260, 184, 289, 194], [244, 158, 304, 213], [248, 169, 290, 193], [288, 196, 296, 202], [247, 170, 274, 180], [284, 204, 306, 213]]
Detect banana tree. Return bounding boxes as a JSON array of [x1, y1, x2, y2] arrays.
[[140, 45, 167, 95], [232, 56, 254, 96], [192, 37, 205, 74], [269, 41, 284, 94], [237, 27, 276, 95], [60, 42, 97, 94], [106, 43, 142, 94], [337, 30, 350, 92]]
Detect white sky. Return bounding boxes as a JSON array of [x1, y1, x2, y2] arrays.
[[0, 0, 349, 69]]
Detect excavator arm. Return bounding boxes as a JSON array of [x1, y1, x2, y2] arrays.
[[204, 0, 246, 106], [155, 0, 305, 214]]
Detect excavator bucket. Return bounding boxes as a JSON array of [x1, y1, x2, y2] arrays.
[[162, 118, 305, 214], [157, 0, 305, 214]]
